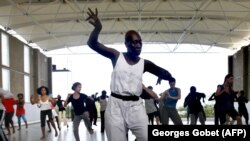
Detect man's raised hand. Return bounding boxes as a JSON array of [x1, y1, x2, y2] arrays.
[[86, 8, 102, 30]]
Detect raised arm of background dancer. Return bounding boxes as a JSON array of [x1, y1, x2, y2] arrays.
[[158, 91, 167, 100], [215, 85, 224, 96], [208, 92, 215, 101], [64, 93, 71, 107], [199, 93, 206, 102], [49, 98, 56, 106], [93, 92, 99, 101], [237, 91, 248, 103], [183, 95, 190, 107], [144, 60, 173, 84], [30, 94, 39, 105], [86, 8, 119, 63], [142, 85, 158, 99]]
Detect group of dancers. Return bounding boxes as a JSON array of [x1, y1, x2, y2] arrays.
[[0, 7, 249, 141], [0, 88, 28, 141]]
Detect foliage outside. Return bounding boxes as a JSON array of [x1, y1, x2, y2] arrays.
[[178, 104, 214, 118]]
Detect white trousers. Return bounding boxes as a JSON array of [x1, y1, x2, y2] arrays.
[[105, 96, 148, 141]]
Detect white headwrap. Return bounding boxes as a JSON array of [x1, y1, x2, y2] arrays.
[[0, 88, 13, 98]]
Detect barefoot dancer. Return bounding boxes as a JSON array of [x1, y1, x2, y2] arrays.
[[30, 86, 58, 139]]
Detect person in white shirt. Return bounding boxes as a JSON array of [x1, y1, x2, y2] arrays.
[[96, 90, 109, 133], [30, 86, 58, 139], [86, 8, 174, 141], [143, 86, 161, 125]]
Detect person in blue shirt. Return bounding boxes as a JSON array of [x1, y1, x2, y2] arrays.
[[160, 77, 183, 125]]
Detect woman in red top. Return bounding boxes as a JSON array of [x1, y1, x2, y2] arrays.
[[1, 95, 15, 135], [15, 93, 28, 130]]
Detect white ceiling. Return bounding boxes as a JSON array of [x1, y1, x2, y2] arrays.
[[1, 0, 250, 53]]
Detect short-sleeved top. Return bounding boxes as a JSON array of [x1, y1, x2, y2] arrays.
[[185, 92, 205, 114], [16, 106, 25, 116], [144, 98, 157, 114], [2, 97, 15, 113], [99, 97, 108, 112], [16, 100, 25, 116], [56, 99, 66, 111], [67, 93, 88, 115]]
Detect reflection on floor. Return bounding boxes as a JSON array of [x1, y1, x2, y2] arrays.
[[4, 120, 136, 141]]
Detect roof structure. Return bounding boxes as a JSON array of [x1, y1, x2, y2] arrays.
[[1, 0, 250, 53]]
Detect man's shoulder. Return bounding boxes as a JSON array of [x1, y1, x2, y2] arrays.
[[144, 59, 153, 65]]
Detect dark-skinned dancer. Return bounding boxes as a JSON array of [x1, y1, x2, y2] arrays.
[[86, 8, 173, 141]]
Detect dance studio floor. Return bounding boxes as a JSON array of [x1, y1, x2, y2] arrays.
[[4, 120, 136, 141], [3, 118, 226, 141]]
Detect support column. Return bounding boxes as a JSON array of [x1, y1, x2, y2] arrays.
[[243, 46, 249, 99]]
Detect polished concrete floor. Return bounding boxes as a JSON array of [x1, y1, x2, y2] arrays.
[[4, 120, 136, 141], [3, 118, 238, 141]]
